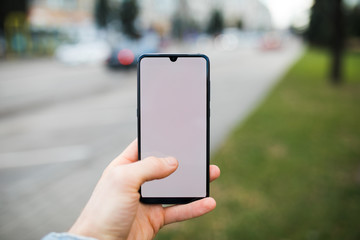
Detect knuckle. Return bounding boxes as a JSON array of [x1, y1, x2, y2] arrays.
[[145, 156, 158, 162], [106, 165, 129, 185]]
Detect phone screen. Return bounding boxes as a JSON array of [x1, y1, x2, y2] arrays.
[[138, 54, 209, 203]]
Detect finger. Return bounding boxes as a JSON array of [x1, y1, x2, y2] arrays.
[[164, 197, 216, 225], [112, 139, 138, 166], [210, 165, 220, 182], [126, 156, 178, 187]]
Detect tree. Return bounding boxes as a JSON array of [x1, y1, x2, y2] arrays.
[[119, 0, 139, 39], [331, 0, 345, 84], [306, 0, 334, 46], [0, 0, 28, 33], [171, 0, 198, 40], [236, 19, 243, 30], [306, 0, 345, 84], [94, 0, 108, 29], [206, 9, 224, 36], [348, 4, 360, 37], [171, 15, 185, 39]]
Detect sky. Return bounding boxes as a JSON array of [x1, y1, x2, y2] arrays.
[[260, 0, 314, 29]]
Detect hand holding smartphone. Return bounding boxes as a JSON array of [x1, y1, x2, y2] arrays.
[[137, 54, 210, 204]]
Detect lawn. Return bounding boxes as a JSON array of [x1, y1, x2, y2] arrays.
[[156, 48, 360, 240]]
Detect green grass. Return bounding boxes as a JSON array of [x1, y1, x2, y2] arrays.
[[156, 48, 360, 240]]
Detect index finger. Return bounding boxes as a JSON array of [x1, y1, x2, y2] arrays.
[[163, 197, 216, 225], [112, 139, 138, 166]]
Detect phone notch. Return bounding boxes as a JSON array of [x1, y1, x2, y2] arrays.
[[169, 56, 178, 62]]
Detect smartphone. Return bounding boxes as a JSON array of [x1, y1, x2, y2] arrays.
[[137, 54, 210, 204]]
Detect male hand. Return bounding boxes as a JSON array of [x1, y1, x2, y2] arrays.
[[69, 139, 220, 240]]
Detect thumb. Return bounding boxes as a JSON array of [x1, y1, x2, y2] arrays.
[[127, 156, 178, 188]]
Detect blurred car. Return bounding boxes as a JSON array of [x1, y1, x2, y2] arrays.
[[215, 28, 258, 51], [55, 26, 111, 65], [260, 32, 283, 51], [55, 40, 111, 65], [106, 32, 160, 69]]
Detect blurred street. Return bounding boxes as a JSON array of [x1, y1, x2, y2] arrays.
[[0, 39, 303, 239]]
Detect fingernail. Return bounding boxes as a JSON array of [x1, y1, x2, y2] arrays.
[[165, 157, 177, 167]]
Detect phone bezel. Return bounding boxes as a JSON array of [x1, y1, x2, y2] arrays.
[[137, 53, 210, 204]]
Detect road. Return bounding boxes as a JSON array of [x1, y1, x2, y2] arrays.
[[0, 39, 303, 239]]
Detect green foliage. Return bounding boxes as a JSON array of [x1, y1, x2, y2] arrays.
[[171, 16, 185, 39], [119, 0, 139, 39], [306, 0, 337, 46], [306, 0, 360, 44], [348, 4, 360, 37], [171, 16, 200, 40], [236, 19, 243, 30], [156, 49, 360, 240], [94, 0, 108, 29], [0, 0, 28, 32], [206, 9, 224, 36]]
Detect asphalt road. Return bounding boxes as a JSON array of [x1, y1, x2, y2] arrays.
[[0, 39, 303, 239]]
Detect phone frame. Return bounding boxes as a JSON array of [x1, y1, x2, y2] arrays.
[[137, 53, 210, 204]]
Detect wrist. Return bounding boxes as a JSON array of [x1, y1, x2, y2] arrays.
[[69, 216, 126, 240], [69, 220, 98, 240]]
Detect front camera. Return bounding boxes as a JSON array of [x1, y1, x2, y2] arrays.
[[170, 56, 178, 62]]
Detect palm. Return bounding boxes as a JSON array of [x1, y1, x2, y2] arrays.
[[127, 203, 165, 239], [113, 140, 219, 240], [69, 140, 219, 240]]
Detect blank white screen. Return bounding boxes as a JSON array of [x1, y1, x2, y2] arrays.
[[140, 56, 207, 197]]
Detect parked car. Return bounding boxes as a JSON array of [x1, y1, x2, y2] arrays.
[[106, 32, 160, 69], [55, 40, 110, 65], [260, 32, 283, 51], [55, 26, 111, 65]]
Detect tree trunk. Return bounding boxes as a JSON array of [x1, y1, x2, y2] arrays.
[[331, 0, 344, 85]]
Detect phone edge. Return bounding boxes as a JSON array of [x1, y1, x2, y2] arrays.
[[137, 54, 210, 204]]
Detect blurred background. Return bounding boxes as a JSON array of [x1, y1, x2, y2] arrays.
[[0, 0, 360, 239]]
